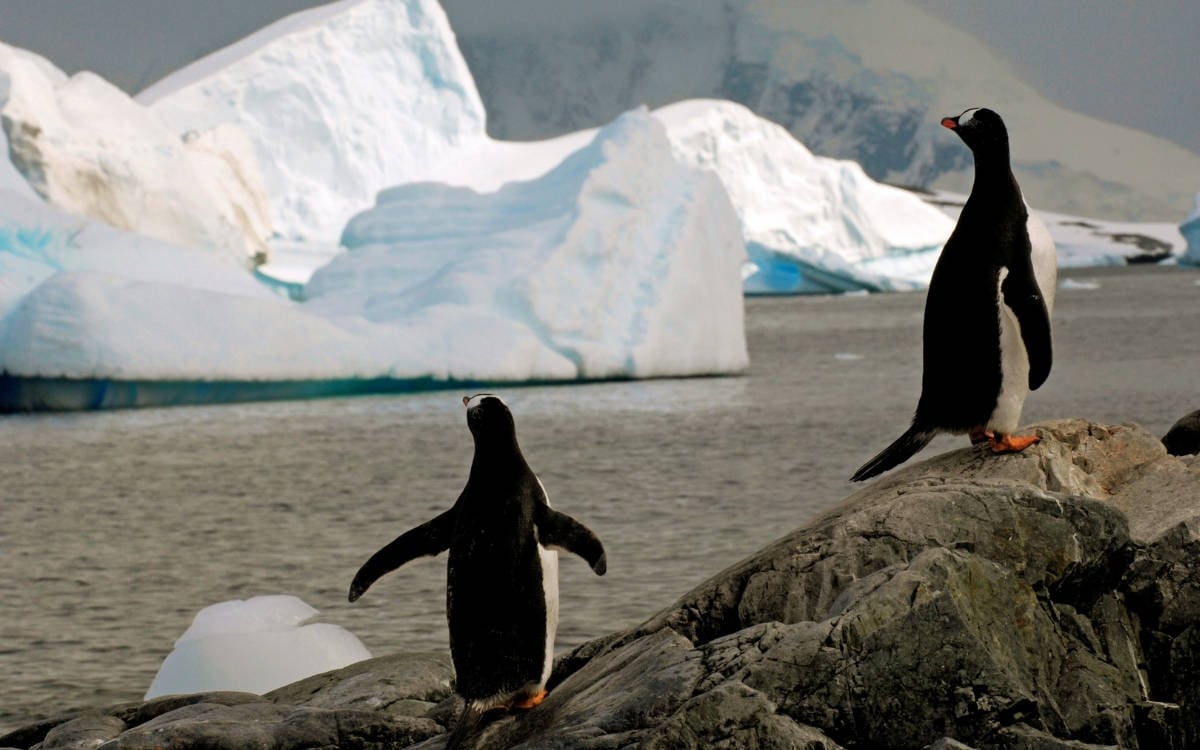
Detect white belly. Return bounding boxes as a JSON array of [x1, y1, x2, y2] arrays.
[[1027, 207, 1057, 314], [990, 267, 1030, 435], [535, 475, 559, 690], [538, 544, 559, 688]]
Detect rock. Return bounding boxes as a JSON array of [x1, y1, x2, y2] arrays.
[[6, 420, 1199, 749], [37, 713, 125, 749], [100, 702, 440, 750], [264, 652, 454, 718], [927, 739, 979, 750], [1162, 409, 1200, 456]]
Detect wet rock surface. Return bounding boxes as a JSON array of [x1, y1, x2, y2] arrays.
[[4, 420, 1198, 749]]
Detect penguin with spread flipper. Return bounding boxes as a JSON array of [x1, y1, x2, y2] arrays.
[[349, 394, 606, 747], [851, 107, 1056, 482]]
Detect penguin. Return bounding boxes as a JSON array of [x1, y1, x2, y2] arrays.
[[850, 107, 1056, 482], [348, 393, 606, 745]]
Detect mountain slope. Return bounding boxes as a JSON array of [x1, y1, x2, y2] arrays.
[[443, 0, 1200, 221]]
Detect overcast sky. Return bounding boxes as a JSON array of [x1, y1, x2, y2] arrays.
[[1, 0, 1197, 153]]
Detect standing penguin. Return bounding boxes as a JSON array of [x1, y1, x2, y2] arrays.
[[851, 107, 1056, 482], [348, 394, 606, 744]]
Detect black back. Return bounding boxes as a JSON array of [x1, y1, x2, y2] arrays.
[[348, 395, 606, 704], [917, 108, 1042, 431], [448, 396, 549, 701]]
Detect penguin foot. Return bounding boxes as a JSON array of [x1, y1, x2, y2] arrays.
[[988, 432, 1040, 453], [508, 690, 548, 712], [969, 428, 992, 445]]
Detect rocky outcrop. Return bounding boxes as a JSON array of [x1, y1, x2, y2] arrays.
[[4, 420, 1198, 749]]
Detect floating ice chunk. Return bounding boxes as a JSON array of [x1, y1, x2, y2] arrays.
[[1059, 278, 1101, 291], [145, 595, 371, 699]]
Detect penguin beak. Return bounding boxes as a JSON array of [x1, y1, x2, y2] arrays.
[[462, 395, 470, 408], [940, 117, 958, 130]]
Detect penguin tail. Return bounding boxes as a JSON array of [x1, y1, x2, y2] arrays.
[[443, 701, 486, 750], [850, 424, 936, 482]]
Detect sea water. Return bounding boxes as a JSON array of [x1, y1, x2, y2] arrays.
[[2, 265, 1197, 733]]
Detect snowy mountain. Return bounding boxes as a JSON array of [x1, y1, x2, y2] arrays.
[[443, 0, 1200, 222]]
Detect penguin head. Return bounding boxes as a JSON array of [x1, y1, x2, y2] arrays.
[[462, 393, 517, 444], [940, 107, 1009, 152]]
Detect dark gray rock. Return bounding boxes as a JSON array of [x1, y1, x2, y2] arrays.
[[7, 420, 1200, 750], [37, 713, 125, 749], [1162, 409, 1200, 456], [265, 652, 453, 718], [101, 702, 440, 750]]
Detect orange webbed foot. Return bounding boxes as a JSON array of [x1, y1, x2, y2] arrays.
[[508, 689, 548, 712], [988, 432, 1040, 453]]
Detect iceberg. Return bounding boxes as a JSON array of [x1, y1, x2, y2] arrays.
[[656, 100, 952, 293], [315, 108, 748, 380], [145, 595, 371, 699], [135, 0, 948, 294], [1181, 194, 1200, 266], [0, 42, 272, 267], [0, 109, 748, 409], [140, 0, 488, 246]]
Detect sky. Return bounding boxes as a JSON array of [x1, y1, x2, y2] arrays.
[[0, 0, 1197, 154]]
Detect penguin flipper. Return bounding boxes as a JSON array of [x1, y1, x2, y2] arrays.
[[850, 424, 936, 482], [1001, 271, 1053, 390], [348, 509, 455, 602], [535, 506, 607, 575]]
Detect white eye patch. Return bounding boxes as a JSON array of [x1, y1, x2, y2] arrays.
[[464, 393, 502, 409], [958, 108, 981, 127]]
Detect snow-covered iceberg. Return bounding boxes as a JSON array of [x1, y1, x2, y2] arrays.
[[312, 108, 747, 380], [1181, 194, 1200, 266], [0, 43, 272, 267], [134, 0, 949, 294], [145, 596, 371, 699], [140, 0, 488, 246], [0, 109, 747, 409], [656, 100, 952, 293]]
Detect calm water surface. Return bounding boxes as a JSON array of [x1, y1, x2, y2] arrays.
[[2, 265, 1197, 732]]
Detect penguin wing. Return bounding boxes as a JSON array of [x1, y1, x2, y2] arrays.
[[535, 506, 607, 575], [348, 509, 456, 602], [1001, 269, 1053, 390]]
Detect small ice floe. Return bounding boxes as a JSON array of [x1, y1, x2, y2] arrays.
[[834, 352, 864, 361], [145, 595, 371, 699], [1059, 278, 1101, 291]]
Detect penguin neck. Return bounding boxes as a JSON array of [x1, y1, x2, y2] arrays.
[[467, 433, 526, 482], [965, 145, 1023, 210]]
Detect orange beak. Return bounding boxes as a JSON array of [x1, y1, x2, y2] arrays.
[[940, 117, 957, 130]]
